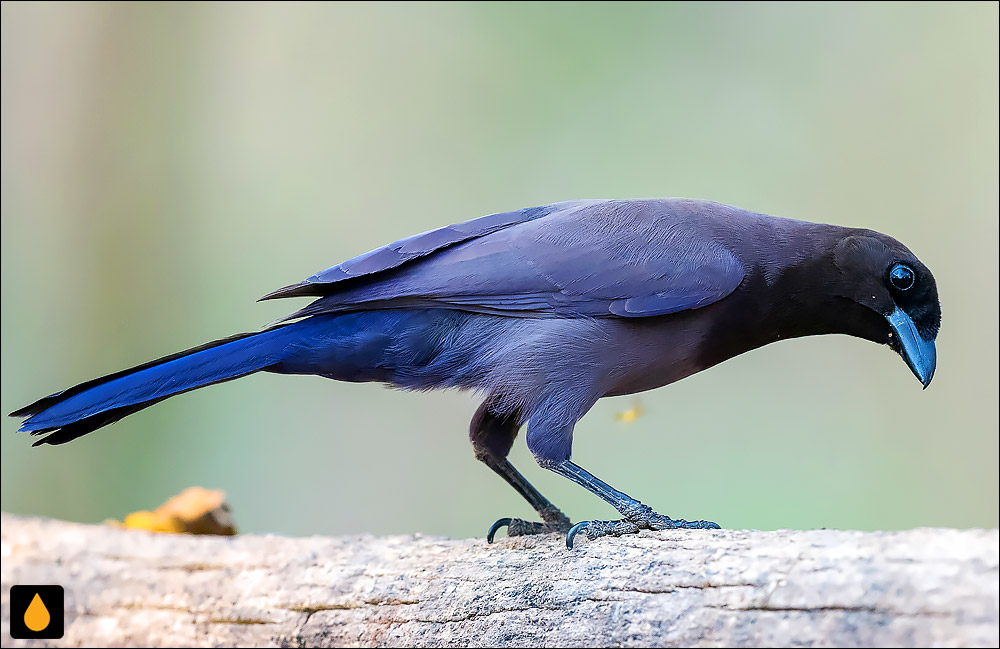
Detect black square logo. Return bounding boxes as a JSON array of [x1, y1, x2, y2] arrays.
[[9, 585, 64, 639]]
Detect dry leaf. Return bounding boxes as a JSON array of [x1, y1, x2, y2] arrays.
[[111, 487, 237, 535]]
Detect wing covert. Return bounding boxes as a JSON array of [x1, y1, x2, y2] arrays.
[[259, 202, 582, 300], [267, 199, 747, 321]]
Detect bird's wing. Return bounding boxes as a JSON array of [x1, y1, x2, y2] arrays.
[[259, 202, 578, 301], [268, 199, 747, 321]]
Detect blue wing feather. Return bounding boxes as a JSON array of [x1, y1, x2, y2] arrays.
[[266, 199, 748, 320], [260, 203, 568, 300]]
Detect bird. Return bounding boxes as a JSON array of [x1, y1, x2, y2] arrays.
[[9, 198, 941, 548]]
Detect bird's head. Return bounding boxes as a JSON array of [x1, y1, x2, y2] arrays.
[[828, 231, 941, 388]]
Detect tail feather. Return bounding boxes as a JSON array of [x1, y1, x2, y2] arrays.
[[9, 330, 266, 419], [10, 322, 302, 446], [10, 309, 462, 447], [26, 398, 171, 446]]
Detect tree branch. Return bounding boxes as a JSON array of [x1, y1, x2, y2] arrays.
[[1, 513, 996, 647]]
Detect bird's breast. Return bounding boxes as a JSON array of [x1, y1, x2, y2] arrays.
[[597, 314, 716, 397]]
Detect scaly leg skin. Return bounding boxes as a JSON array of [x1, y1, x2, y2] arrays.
[[483, 457, 572, 542], [549, 460, 720, 549], [470, 403, 572, 542]]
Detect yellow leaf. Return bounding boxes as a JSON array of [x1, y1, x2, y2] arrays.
[[117, 487, 237, 535]]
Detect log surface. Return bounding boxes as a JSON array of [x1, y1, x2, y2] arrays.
[[1, 513, 997, 647]]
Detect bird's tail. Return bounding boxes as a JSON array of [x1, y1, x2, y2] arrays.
[[9, 320, 315, 447]]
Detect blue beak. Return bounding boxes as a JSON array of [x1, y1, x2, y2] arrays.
[[886, 307, 936, 388]]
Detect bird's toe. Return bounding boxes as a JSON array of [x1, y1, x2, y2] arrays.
[[646, 515, 722, 530], [621, 503, 722, 531], [487, 505, 573, 544], [486, 517, 548, 542], [565, 519, 641, 548], [565, 511, 722, 548]]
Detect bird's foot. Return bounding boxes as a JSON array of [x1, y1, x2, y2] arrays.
[[487, 505, 572, 543], [566, 503, 720, 548]]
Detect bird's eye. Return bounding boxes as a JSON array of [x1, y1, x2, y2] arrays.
[[889, 263, 916, 291]]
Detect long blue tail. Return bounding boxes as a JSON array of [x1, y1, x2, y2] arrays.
[[11, 309, 486, 446], [10, 319, 324, 446]]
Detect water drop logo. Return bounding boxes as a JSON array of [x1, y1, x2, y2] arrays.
[[24, 592, 51, 631], [10, 585, 64, 639]]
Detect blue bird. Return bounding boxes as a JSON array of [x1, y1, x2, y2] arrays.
[[10, 198, 941, 547]]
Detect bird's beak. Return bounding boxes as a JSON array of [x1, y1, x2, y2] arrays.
[[886, 307, 936, 388]]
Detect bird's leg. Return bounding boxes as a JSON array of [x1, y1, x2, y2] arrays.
[[546, 460, 720, 548], [470, 401, 571, 542], [480, 455, 571, 542]]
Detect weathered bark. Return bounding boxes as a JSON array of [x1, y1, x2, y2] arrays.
[[1, 513, 997, 647]]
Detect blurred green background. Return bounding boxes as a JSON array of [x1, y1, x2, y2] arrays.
[[2, 2, 997, 539]]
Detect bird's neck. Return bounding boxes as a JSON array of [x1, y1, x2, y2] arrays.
[[695, 223, 888, 370]]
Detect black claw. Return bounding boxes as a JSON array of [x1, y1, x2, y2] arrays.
[[487, 517, 512, 543], [566, 521, 589, 549]]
